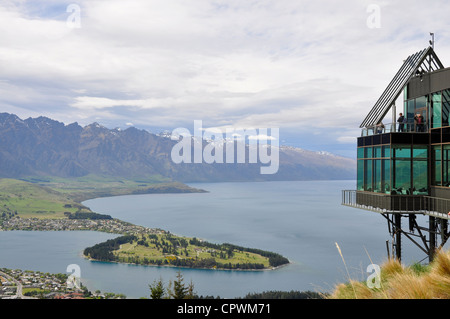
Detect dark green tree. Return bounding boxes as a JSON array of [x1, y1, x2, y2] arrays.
[[170, 272, 187, 299], [149, 277, 165, 299]]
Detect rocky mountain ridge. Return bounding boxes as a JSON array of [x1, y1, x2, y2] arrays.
[[0, 113, 355, 182]]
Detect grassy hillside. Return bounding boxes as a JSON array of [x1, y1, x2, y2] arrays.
[[0, 176, 205, 219], [20, 174, 206, 202], [329, 249, 450, 299], [0, 178, 92, 219]]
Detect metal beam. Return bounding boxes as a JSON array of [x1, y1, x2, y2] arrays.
[[380, 213, 447, 262], [360, 47, 445, 128]]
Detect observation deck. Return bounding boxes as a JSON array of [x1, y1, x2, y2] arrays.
[[342, 190, 450, 220], [342, 46, 450, 262]]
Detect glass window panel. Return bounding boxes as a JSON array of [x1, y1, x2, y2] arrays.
[[415, 96, 427, 109], [407, 100, 415, 131], [433, 146, 442, 186], [374, 159, 381, 193], [413, 160, 428, 195], [443, 89, 450, 127], [392, 159, 411, 195], [357, 148, 364, 159], [383, 159, 390, 194], [374, 146, 382, 158], [414, 96, 427, 132], [357, 160, 364, 191], [393, 145, 411, 158], [382, 145, 391, 158], [365, 147, 373, 158], [364, 160, 373, 191], [431, 92, 442, 128], [443, 145, 450, 187], [412, 146, 427, 158]]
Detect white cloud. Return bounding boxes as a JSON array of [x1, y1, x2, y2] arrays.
[[1, 0, 450, 152], [337, 136, 358, 144]]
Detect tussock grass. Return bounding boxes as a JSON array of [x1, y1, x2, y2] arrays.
[[330, 249, 450, 299]]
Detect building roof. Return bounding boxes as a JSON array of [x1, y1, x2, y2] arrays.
[[360, 46, 444, 128]]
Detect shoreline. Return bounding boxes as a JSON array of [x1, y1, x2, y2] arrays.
[[1, 216, 290, 272], [82, 254, 292, 272], [0, 182, 290, 272]]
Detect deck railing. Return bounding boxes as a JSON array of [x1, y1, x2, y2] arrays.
[[342, 190, 450, 220], [361, 122, 429, 137]]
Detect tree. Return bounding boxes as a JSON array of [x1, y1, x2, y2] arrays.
[[149, 277, 165, 299], [186, 280, 195, 299], [170, 272, 187, 299], [149, 273, 196, 299]]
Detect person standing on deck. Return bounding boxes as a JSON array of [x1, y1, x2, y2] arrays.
[[397, 113, 405, 132]]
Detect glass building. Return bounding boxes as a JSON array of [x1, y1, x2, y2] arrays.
[[343, 46, 450, 262]]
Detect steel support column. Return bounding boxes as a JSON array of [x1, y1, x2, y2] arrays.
[[429, 216, 436, 262], [394, 214, 402, 261]]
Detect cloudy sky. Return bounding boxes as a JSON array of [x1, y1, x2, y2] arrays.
[[1, 0, 450, 158]]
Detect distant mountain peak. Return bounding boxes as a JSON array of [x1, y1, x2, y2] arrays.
[[0, 112, 355, 182], [85, 122, 105, 129]]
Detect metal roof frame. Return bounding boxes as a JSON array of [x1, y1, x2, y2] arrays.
[[360, 47, 444, 128]]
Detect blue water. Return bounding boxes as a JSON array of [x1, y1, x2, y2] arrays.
[[0, 180, 427, 298]]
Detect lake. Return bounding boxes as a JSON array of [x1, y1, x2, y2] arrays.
[[0, 180, 427, 298]]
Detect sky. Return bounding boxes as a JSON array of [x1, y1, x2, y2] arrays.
[[1, 0, 450, 158]]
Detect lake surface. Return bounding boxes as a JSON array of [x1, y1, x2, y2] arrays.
[[0, 180, 428, 298]]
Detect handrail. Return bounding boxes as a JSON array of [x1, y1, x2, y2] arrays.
[[361, 122, 429, 137], [342, 190, 450, 220]]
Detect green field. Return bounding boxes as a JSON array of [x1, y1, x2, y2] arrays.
[[0, 178, 92, 219], [0, 176, 205, 219], [115, 233, 271, 269], [20, 174, 205, 202]]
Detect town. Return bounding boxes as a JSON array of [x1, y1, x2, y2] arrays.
[[0, 267, 128, 299], [0, 215, 167, 299], [0, 214, 164, 236]]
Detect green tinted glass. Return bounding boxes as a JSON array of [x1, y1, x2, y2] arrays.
[[357, 148, 364, 159], [393, 159, 411, 194], [432, 92, 442, 128], [433, 146, 441, 186], [383, 159, 390, 193], [413, 160, 428, 194], [393, 146, 411, 158], [364, 160, 373, 191], [412, 146, 427, 158], [357, 161, 364, 191]]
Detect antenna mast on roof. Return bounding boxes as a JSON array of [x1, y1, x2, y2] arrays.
[[429, 33, 435, 74]]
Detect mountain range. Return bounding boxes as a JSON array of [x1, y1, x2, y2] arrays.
[[0, 113, 355, 182]]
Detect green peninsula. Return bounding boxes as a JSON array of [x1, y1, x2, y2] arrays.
[[84, 233, 289, 270]]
